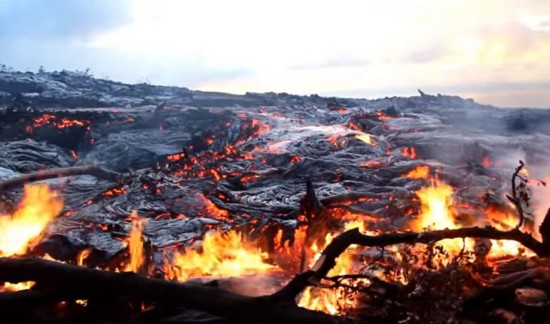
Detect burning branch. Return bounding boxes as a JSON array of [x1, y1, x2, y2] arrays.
[[0, 165, 123, 192], [310, 225, 550, 280], [0, 257, 350, 324], [280, 203, 550, 306]]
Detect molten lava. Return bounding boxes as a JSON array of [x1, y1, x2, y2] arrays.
[[402, 147, 417, 159], [405, 165, 430, 179], [354, 133, 373, 145]]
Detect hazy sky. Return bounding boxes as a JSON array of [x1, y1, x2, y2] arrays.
[[1, 0, 550, 108]]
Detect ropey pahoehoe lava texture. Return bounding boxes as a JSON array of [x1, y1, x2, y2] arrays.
[[2, 70, 550, 323]]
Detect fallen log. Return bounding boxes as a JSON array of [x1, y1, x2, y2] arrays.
[[0, 165, 122, 192], [0, 257, 351, 324], [1, 220, 548, 322]]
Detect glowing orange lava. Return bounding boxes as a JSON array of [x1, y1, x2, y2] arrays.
[[402, 147, 417, 159], [404, 165, 430, 179], [354, 133, 373, 145]]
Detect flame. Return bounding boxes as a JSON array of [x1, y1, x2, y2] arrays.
[[520, 167, 529, 176], [408, 180, 472, 255], [408, 179, 533, 261], [0, 184, 63, 257], [412, 180, 455, 230], [166, 230, 274, 282], [77, 248, 92, 266], [485, 207, 533, 258], [1, 282, 35, 292], [125, 211, 147, 273], [298, 220, 367, 315], [0, 184, 61, 292], [404, 165, 430, 179]]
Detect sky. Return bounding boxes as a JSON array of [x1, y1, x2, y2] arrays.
[[1, 0, 550, 108]]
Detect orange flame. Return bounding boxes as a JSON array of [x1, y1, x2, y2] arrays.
[[125, 211, 147, 273], [485, 207, 533, 258], [298, 221, 368, 315], [0, 184, 61, 292], [408, 180, 472, 255], [0, 184, 63, 256], [166, 230, 274, 282], [408, 179, 533, 261], [520, 167, 529, 176], [412, 180, 455, 231], [77, 248, 92, 266]]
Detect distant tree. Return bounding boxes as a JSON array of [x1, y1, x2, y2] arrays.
[[0, 64, 14, 72], [74, 67, 94, 78], [136, 77, 151, 86], [38, 65, 46, 74]]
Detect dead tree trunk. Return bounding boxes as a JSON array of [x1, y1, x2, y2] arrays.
[[0, 165, 122, 192], [0, 257, 350, 324]]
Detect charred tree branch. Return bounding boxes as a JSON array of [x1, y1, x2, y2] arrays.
[[0, 165, 123, 192], [312, 226, 548, 280], [510, 160, 526, 229], [0, 257, 351, 324]]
